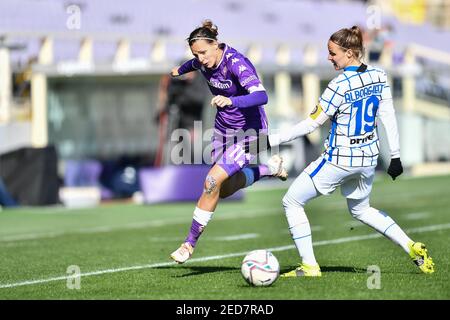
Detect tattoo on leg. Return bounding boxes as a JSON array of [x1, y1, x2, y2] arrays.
[[204, 175, 217, 195]]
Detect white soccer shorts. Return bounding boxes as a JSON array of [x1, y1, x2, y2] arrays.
[[303, 156, 376, 200]]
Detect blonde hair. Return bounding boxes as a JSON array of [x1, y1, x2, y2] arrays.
[[330, 26, 364, 60]]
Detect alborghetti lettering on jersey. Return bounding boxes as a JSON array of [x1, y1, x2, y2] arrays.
[[318, 64, 393, 167]]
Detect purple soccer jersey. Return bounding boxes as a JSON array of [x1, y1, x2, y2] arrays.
[[178, 44, 268, 133], [178, 44, 268, 176]]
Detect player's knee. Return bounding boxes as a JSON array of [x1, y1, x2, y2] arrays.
[[348, 203, 377, 220], [282, 194, 290, 209], [352, 207, 383, 225], [347, 198, 370, 219], [204, 175, 220, 196], [349, 204, 364, 219], [349, 206, 363, 219], [284, 204, 308, 227], [282, 192, 302, 210]]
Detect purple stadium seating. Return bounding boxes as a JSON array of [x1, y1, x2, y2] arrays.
[[1, 0, 449, 67]]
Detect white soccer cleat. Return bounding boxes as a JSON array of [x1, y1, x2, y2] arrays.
[[267, 154, 288, 181], [170, 242, 194, 264]]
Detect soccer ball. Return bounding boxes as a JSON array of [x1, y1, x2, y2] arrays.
[[241, 249, 280, 286]]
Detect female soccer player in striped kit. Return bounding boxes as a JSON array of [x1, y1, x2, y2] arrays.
[[170, 20, 287, 263], [268, 26, 434, 276]]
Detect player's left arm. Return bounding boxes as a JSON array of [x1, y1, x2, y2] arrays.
[[378, 80, 403, 180]]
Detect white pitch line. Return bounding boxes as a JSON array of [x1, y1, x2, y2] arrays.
[[213, 233, 260, 241], [0, 207, 282, 242], [403, 212, 431, 221], [280, 225, 324, 233], [146, 233, 260, 242], [1, 222, 449, 290]]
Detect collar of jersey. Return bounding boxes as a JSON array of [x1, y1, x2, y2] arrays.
[[344, 64, 367, 72], [211, 43, 227, 70], [344, 65, 360, 72]]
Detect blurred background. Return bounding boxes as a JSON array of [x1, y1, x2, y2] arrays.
[[0, 0, 449, 207]]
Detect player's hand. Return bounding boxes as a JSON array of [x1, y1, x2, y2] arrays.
[[171, 67, 180, 77], [211, 95, 232, 108], [387, 157, 403, 180]]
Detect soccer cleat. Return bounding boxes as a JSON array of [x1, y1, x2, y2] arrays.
[[170, 242, 194, 264], [408, 241, 435, 274], [267, 154, 288, 181], [281, 263, 322, 277]]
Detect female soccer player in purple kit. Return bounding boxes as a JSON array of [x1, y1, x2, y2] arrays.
[[170, 20, 287, 263]]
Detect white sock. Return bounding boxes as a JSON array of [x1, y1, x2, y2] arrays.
[[193, 206, 214, 226], [285, 206, 318, 266], [356, 208, 412, 253], [383, 221, 412, 253], [348, 198, 413, 254]]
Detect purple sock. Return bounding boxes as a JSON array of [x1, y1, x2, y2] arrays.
[[185, 219, 205, 247], [258, 164, 271, 177]]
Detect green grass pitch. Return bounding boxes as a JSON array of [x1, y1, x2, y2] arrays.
[[0, 174, 449, 300]]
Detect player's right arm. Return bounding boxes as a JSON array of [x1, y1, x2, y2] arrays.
[[170, 67, 180, 77], [268, 76, 345, 147], [268, 104, 329, 147], [171, 59, 201, 77]]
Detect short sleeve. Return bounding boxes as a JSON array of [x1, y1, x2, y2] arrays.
[[318, 78, 345, 117]]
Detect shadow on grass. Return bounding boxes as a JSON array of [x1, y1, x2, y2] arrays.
[[159, 264, 369, 278], [280, 265, 367, 274], [155, 265, 240, 277], [321, 266, 367, 273]]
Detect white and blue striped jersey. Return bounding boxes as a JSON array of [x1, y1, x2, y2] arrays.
[[318, 64, 396, 167]]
